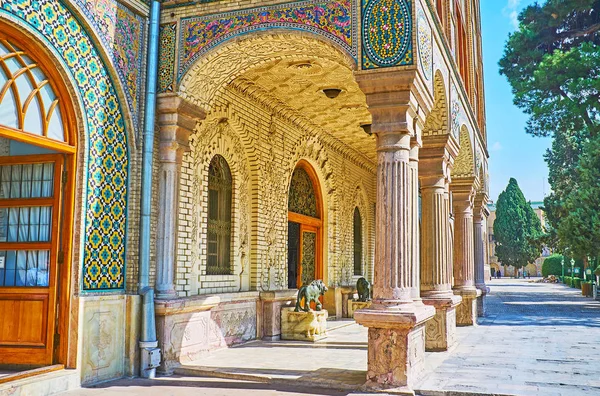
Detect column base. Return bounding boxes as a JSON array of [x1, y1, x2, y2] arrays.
[[453, 288, 481, 326], [421, 295, 462, 351], [155, 289, 179, 300], [354, 304, 435, 390]]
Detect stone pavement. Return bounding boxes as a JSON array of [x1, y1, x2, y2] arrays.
[[59, 376, 351, 396], [416, 278, 600, 396], [62, 279, 600, 395]]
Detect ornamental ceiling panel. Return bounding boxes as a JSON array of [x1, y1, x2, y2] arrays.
[[239, 58, 375, 162], [178, 0, 358, 80]]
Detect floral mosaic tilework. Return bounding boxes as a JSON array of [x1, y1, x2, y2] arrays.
[[2, 0, 130, 290], [450, 81, 462, 141], [417, 4, 432, 80], [74, 0, 146, 137], [178, 0, 358, 79], [114, 4, 145, 117], [158, 22, 176, 93], [361, 0, 412, 69]]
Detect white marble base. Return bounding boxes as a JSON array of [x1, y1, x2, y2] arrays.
[[281, 307, 327, 342]]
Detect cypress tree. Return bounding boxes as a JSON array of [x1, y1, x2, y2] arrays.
[[493, 178, 543, 277]]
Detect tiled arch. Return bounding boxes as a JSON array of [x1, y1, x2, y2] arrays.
[[1, 0, 131, 290]]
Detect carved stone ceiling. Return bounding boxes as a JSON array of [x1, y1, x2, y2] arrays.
[[238, 58, 376, 163]]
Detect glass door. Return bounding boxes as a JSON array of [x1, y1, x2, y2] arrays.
[[0, 154, 63, 366]]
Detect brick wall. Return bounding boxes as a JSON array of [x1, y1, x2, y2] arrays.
[[175, 85, 376, 296]]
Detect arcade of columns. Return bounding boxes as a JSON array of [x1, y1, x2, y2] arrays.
[[150, 68, 488, 391], [148, 1, 488, 392], [0, 0, 489, 391]]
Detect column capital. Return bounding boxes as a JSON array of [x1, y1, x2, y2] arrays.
[[157, 93, 206, 159], [473, 192, 490, 219], [355, 70, 419, 137], [451, 176, 478, 205]]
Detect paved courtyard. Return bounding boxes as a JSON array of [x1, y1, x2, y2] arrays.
[[63, 279, 600, 395]]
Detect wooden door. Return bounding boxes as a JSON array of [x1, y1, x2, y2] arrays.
[[0, 155, 64, 366]]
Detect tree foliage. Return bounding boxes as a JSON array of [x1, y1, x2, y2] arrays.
[[499, 0, 600, 138], [501, 0, 600, 260], [542, 254, 563, 277], [494, 179, 543, 273], [557, 137, 600, 258]]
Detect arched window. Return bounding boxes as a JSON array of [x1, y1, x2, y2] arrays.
[[353, 207, 362, 276], [0, 39, 70, 147], [207, 155, 232, 275]]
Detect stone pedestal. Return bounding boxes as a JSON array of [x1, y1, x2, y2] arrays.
[[341, 287, 356, 318], [348, 300, 372, 318], [281, 307, 327, 342], [476, 294, 486, 318], [324, 286, 354, 319], [355, 307, 433, 391], [155, 292, 258, 374], [454, 289, 481, 326], [422, 295, 461, 351], [259, 290, 297, 341]]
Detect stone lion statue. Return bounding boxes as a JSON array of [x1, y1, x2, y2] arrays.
[[356, 277, 371, 302], [294, 280, 328, 312]]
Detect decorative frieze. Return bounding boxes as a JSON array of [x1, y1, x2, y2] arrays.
[[178, 0, 358, 80]]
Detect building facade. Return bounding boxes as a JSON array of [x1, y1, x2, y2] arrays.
[[0, 0, 488, 392], [487, 202, 550, 278]]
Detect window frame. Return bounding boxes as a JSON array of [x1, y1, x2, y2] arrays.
[[353, 207, 363, 276], [206, 154, 234, 276]]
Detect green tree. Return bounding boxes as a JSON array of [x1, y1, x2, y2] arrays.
[[500, 0, 600, 262], [494, 179, 543, 277], [557, 137, 600, 259], [542, 130, 585, 252], [499, 0, 600, 139]]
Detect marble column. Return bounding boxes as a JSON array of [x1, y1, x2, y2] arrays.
[[473, 193, 489, 317], [451, 179, 481, 326], [155, 94, 205, 300], [355, 72, 435, 392], [419, 138, 461, 351], [409, 138, 422, 303]]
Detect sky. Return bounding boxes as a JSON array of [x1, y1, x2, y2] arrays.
[[480, 0, 551, 203]]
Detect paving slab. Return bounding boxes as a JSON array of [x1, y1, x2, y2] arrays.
[[416, 279, 600, 396], [60, 279, 600, 395]]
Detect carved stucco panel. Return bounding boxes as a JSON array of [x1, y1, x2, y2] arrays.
[[80, 297, 125, 385]]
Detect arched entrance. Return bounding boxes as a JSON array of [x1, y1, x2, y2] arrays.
[[525, 263, 538, 277], [287, 161, 323, 289], [0, 28, 76, 367]]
